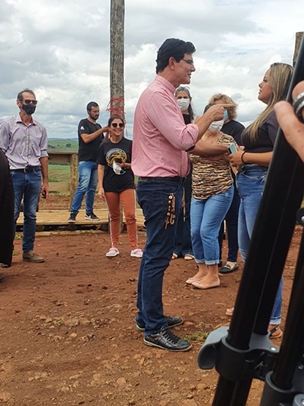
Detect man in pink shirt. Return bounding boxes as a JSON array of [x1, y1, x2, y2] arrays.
[[132, 38, 231, 352]]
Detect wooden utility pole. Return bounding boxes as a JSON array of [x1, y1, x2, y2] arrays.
[[109, 0, 125, 118], [293, 32, 304, 66], [109, 0, 125, 232]]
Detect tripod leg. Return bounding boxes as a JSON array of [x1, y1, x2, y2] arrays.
[[273, 229, 304, 388]]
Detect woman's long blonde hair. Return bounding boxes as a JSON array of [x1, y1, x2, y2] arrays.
[[247, 62, 293, 142]]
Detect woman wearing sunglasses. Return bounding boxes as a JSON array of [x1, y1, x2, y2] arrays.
[[97, 116, 142, 258]]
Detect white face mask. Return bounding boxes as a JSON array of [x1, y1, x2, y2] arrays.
[[208, 119, 224, 133], [113, 161, 125, 175], [177, 98, 190, 111]]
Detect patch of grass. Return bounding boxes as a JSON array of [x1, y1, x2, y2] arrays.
[[184, 331, 209, 342], [183, 322, 210, 342], [48, 164, 71, 182]]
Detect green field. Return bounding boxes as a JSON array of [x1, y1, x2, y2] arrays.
[[48, 138, 78, 151], [48, 163, 71, 183]]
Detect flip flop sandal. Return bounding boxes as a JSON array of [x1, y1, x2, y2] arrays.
[[226, 307, 234, 317], [269, 325, 283, 339], [171, 253, 179, 260], [219, 263, 239, 274]]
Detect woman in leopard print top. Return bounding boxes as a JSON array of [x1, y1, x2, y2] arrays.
[[186, 104, 237, 290]]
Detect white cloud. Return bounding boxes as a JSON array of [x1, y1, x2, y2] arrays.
[[0, 0, 303, 138]]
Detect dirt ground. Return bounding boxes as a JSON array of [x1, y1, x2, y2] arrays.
[[0, 195, 301, 406]]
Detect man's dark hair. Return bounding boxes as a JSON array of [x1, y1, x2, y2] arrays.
[[156, 38, 196, 74], [87, 101, 99, 111], [17, 88, 36, 101]]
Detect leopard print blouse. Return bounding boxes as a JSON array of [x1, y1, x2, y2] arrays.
[[190, 133, 235, 200]]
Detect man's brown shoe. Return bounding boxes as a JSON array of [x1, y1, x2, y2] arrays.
[[23, 251, 45, 263]]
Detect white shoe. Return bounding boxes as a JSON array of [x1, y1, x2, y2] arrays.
[[106, 248, 120, 257], [130, 248, 143, 258]]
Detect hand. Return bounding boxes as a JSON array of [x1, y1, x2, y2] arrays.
[[41, 184, 49, 199], [274, 81, 304, 163], [204, 104, 235, 121], [229, 149, 244, 171], [103, 127, 110, 140], [98, 187, 105, 200]]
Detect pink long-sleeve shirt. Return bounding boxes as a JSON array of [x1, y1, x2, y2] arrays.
[[132, 76, 198, 177]]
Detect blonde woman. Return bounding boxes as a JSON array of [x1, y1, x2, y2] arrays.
[[229, 62, 294, 337]]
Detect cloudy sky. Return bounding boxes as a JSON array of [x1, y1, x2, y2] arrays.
[[0, 0, 303, 139]]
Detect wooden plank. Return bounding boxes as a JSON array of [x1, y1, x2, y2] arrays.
[[16, 208, 145, 227]]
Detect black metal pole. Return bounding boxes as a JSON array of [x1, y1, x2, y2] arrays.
[[271, 231, 304, 388], [211, 36, 304, 406]]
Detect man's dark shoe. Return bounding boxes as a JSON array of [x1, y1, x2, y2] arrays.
[[85, 212, 100, 221], [68, 213, 77, 223], [136, 315, 183, 332], [23, 251, 45, 263], [144, 327, 192, 352]]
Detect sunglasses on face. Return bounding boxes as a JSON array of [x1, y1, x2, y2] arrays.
[[111, 123, 124, 128], [23, 99, 38, 105]]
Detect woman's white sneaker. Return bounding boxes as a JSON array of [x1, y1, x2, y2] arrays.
[[106, 248, 120, 257], [130, 249, 143, 258]]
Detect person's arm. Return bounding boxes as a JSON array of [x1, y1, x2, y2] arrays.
[[274, 81, 304, 163], [97, 164, 105, 200], [194, 104, 235, 143], [229, 150, 273, 168], [190, 141, 228, 157], [39, 156, 49, 198], [0, 121, 10, 152], [39, 125, 49, 198], [148, 91, 234, 151], [120, 162, 132, 170], [80, 125, 109, 144]]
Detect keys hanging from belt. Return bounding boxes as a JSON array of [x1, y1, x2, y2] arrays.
[[164, 193, 176, 229]]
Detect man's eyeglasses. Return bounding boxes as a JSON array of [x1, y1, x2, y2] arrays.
[[182, 59, 194, 66], [23, 99, 38, 105], [111, 123, 124, 128]]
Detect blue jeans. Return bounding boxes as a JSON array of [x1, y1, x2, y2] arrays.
[[11, 169, 41, 253], [173, 174, 192, 257], [136, 178, 182, 335], [218, 183, 240, 262], [191, 186, 234, 264], [237, 164, 282, 325], [71, 161, 98, 214]]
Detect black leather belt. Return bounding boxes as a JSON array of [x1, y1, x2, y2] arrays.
[[12, 166, 41, 173], [138, 176, 186, 183]]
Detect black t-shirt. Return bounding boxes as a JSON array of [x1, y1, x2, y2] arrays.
[[241, 111, 278, 153], [222, 120, 245, 146], [98, 137, 135, 193], [78, 119, 104, 162]]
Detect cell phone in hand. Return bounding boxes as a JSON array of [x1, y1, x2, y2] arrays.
[[41, 190, 46, 198], [228, 143, 238, 154]]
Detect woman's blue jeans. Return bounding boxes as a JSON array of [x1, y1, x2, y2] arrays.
[[190, 186, 234, 265], [237, 164, 282, 325], [71, 161, 98, 214]]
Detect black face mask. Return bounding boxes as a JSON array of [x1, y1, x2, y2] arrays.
[[22, 104, 36, 115]]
